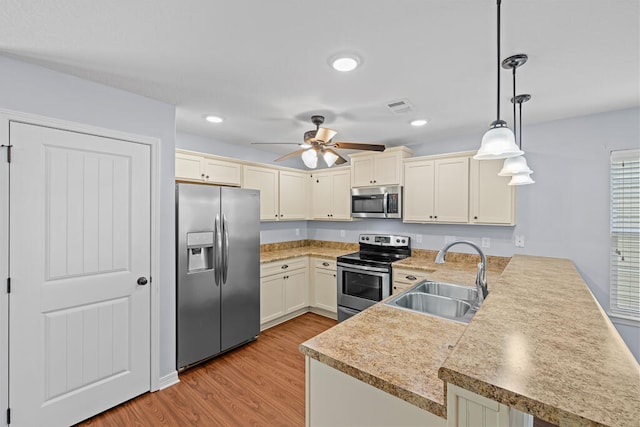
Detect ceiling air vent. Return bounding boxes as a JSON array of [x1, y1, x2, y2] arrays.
[[386, 98, 413, 114]]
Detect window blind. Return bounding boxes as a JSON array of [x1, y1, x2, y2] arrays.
[[610, 149, 640, 319]]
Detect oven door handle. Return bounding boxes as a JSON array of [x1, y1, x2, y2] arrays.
[[337, 262, 389, 273]]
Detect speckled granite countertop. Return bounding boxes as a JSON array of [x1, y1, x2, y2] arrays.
[[260, 239, 357, 263], [300, 254, 640, 426], [439, 255, 640, 426]]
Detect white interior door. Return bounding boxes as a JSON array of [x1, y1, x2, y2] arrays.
[[8, 122, 151, 426]]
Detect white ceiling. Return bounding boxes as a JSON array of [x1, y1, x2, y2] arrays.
[[1, 0, 638, 160]]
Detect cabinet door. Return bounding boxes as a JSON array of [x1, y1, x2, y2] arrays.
[[470, 159, 515, 225], [243, 165, 279, 221], [434, 157, 469, 223], [279, 171, 309, 220], [202, 158, 241, 186], [260, 275, 285, 324], [351, 156, 374, 187], [373, 152, 402, 186], [330, 170, 352, 220], [314, 267, 337, 313], [311, 173, 332, 219], [284, 268, 308, 313], [403, 161, 435, 222], [176, 152, 204, 181]]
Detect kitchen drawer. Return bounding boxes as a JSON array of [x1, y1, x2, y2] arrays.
[[393, 267, 429, 285], [261, 256, 308, 277], [314, 258, 336, 270]]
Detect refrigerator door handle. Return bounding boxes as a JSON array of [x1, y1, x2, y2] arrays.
[[222, 214, 229, 284], [214, 213, 222, 286]]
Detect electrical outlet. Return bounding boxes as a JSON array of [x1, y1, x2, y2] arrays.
[[482, 237, 491, 248], [340, 230, 346, 237], [295, 228, 300, 236], [445, 235, 456, 244], [515, 235, 525, 248], [416, 234, 422, 243]]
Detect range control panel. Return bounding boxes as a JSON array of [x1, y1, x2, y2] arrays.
[[359, 234, 410, 247]]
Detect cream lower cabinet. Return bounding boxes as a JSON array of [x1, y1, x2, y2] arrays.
[[306, 357, 446, 427], [311, 168, 351, 220], [404, 156, 469, 223], [392, 267, 430, 294], [310, 258, 337, 315], [446, 384, 531, 427], [260, 257, 309, 328], [470, 159, 515, 225]]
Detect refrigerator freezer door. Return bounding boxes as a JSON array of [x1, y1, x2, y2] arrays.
[[220, 187, 261, 351], [176, 184, 222, 369]]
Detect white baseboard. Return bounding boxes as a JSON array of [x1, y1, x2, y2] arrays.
[[157, 371, 180, 391]]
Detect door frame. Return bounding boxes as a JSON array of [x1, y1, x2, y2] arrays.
[[0, 109, 162, 421]]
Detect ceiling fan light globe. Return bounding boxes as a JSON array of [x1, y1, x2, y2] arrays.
[[474, 121, 522, 160], [498, 155, 533, 176], [301, 148, 318, 169], [323, 150, 339, 167]]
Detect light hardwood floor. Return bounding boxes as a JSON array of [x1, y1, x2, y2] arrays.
[[77, 313, 337, 426]]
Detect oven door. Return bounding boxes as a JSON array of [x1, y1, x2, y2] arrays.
[[337, 262, 391, 311]]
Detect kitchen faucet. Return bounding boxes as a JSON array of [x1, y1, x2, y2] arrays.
[[435, 240, 488, 307]]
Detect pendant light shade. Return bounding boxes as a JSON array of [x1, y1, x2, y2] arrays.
[[508, 171, 535, 186], [475, 120, 522, 160], [499, 155, 532, 175], [301, 148, 318, 169]]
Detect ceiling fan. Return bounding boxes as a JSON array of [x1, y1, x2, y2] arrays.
[[252, 115, 386, 169]]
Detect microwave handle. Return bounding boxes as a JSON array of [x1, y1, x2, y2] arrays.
[[383, 192, 388, 218]]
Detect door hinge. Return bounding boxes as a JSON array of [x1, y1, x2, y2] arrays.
[[6, 277, 10, 294], [1, 144, 12, 163], [6, 407, 10, 424]]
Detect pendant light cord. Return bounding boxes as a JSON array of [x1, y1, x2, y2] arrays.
[[512, 67, 517, 141], [518, 100, 523, 150], [496, 0, 502, 121]]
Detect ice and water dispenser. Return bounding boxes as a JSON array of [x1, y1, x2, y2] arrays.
[[186, 231, 214, 272]]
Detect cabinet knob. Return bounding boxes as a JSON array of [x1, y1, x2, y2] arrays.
[[280, 214, 283, 217], [206, 175, 210, 179], [322, 262, 330, 267], [429, 215, 433, 219], [474, 216, 478, 220], [434, 216, 437, 219], [201, 173, 205, 177], [406, 275, 417, 281], [373, 180, 376, 183], [333, 274, 336, 278], [281, 264, 289, 269]]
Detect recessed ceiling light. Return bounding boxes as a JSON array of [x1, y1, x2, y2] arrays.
[[410, 119, 428, 127], [330, 55, 360, 72], [204, 115, 224, 124]]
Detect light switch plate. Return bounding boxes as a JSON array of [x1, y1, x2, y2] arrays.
[[482, 237, 491, 248], [416, 234, 422, 243], [340, 230, 346, 237], [515, 235, 525, 247], [295, 228, 300, 236]]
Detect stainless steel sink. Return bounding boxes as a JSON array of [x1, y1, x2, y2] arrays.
[[385, 280, 479, 323], [412, 281, 478, 304]]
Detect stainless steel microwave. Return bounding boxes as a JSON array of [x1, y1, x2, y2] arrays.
[[351, 186, 402, 218]]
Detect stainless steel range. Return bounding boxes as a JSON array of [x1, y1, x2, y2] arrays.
[[337, 234, 411, 322]]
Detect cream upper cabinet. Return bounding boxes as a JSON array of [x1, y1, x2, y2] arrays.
[[202, 157, 241, 186], [176, 150, 241, 186], [403, 156, 469, 223], [350, 147, 413, 187], [311, 168, 351, 220], [243, 165, 279, 220], [176, 151, 204, 181], [470, 159, 515, 225], [279, 170, 309, 220], [243, 166, 309, 221]]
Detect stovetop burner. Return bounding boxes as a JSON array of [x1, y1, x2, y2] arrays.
[[337, 234, 411, 269]]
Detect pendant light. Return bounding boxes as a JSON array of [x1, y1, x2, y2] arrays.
[[474, 0, 523, 160], [507, 94, 535, 185], [498, 54, 534, 178]]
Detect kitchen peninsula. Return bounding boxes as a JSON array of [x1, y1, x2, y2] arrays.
[[300, 254, 640, 426]]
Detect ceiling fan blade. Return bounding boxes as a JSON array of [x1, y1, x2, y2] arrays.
[[312, 127, 338, 143], [333, 142, 386, 152], [324, 148, 348, 165], [274, 148, 308, 162]]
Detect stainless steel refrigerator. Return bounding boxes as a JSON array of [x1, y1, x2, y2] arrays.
[[176, 183, 260, 370]]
